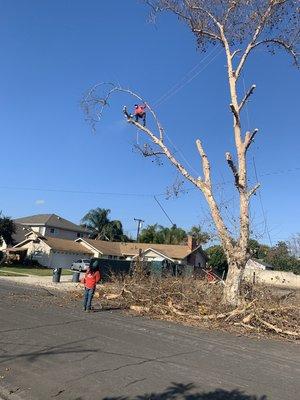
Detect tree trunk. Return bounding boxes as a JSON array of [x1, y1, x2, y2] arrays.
[[223, 261, 244, 306]]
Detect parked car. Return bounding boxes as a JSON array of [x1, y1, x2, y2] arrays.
[[70, 259, 91, 272]]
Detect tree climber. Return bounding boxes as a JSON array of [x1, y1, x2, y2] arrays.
[[134, 103, 147, 126]]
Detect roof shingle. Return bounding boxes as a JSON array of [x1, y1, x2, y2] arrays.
[[15, 214, 87, 233], [42, 236, 93, 254], [80, 239, 194, 260]]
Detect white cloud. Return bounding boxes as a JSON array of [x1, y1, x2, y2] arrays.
[[35, 199, 45, 205]]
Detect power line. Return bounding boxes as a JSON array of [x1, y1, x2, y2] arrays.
[[148, 46, 223, 176], [154, 195, 175, 226], [253, 157, 273, 246], [154, 45, 222, 107], [153, 48, 217, 106], [0, 166, 298, 198]]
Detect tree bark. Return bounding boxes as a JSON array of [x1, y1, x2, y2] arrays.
[[222, 259, 244, 307]]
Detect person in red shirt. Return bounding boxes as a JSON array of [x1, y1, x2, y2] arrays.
[[134, 104, 146, 126], [81, 267, 101, 312]]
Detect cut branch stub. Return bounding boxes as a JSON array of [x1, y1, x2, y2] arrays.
[[239, 85, 256, 111], [226, 152, 241, 190], [229, 103, 240, 125], [244, 129, 258, 152], [196, 139, 211, 186]]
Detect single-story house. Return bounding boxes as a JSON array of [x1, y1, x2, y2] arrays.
[[12, 232, 92, 269], [76, 236, 207, 269], [8, 231, 207, 271]]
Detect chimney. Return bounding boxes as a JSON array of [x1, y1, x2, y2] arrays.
[[187, 235, 197, 251]]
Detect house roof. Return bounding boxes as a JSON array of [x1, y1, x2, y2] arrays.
[[78, 238, 200, 260], [42, 237, 93, 254], [14, 235, 92, 255], [15, 214, 88, 233]]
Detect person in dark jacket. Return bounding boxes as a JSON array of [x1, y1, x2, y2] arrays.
[[81, 267, 101, 312]]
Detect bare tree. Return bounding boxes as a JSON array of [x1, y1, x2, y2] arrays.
[[83, 1, 299, 306], [288, 233, 300, 258]]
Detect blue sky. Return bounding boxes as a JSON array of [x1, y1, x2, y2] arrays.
[[0, 0, 299, 243]]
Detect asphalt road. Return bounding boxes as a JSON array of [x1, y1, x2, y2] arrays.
[[0, 281, 299, 400]]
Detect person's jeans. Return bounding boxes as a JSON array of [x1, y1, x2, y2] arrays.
[[83, 288, 95, 310], [135, 113, 146, 126]]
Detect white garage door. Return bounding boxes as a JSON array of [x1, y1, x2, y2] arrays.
[[50, 252, 89, 269]]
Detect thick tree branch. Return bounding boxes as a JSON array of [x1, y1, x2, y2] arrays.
[[83, 84, 164, 141], [239, 85, 256, 111], [235, 3, 275, 78], [123, 107, 201, 187], [196, 139, 211, 187], [123, 106, 233, 254], [244, 129, 258, 152]]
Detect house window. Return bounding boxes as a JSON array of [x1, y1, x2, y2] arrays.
[[77, 233, 82, 238], [50, 228, 55, 234]]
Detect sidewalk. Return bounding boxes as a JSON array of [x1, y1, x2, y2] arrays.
[[0, 273, 82, 291]]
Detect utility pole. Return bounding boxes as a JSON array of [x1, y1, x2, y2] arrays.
[[134, 218, 144, 242]]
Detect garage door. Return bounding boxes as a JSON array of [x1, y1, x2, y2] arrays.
[[50, 252, 89, 269]]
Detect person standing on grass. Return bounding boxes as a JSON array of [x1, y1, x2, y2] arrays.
[[81, 266, 101, 312]]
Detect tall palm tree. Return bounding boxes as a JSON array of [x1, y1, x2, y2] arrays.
[[81, 208, 128, 242]]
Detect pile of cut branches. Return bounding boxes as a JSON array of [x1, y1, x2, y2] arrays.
[[92, 274, 299, 339]]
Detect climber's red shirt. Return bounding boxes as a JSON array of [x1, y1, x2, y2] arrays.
[[134, 104, 146, 115]]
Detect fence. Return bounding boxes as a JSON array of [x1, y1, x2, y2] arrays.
[[243, 268, 300, 289]]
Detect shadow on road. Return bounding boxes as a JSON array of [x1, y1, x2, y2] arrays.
[[96, 382, 267, 400], [0, 337, 98, 364]]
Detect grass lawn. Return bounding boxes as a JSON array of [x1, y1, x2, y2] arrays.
[[0, 270, 27, 277], [0, 266, 73, 277]]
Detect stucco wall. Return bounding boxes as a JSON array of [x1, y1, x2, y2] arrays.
[[21, 239, 52, 267], [44, 227, 86, 240], [243, 268, 300, 289], [22, 225, 87, 240], [186, 250, 206, 268], [17, 239, 92, 268]]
